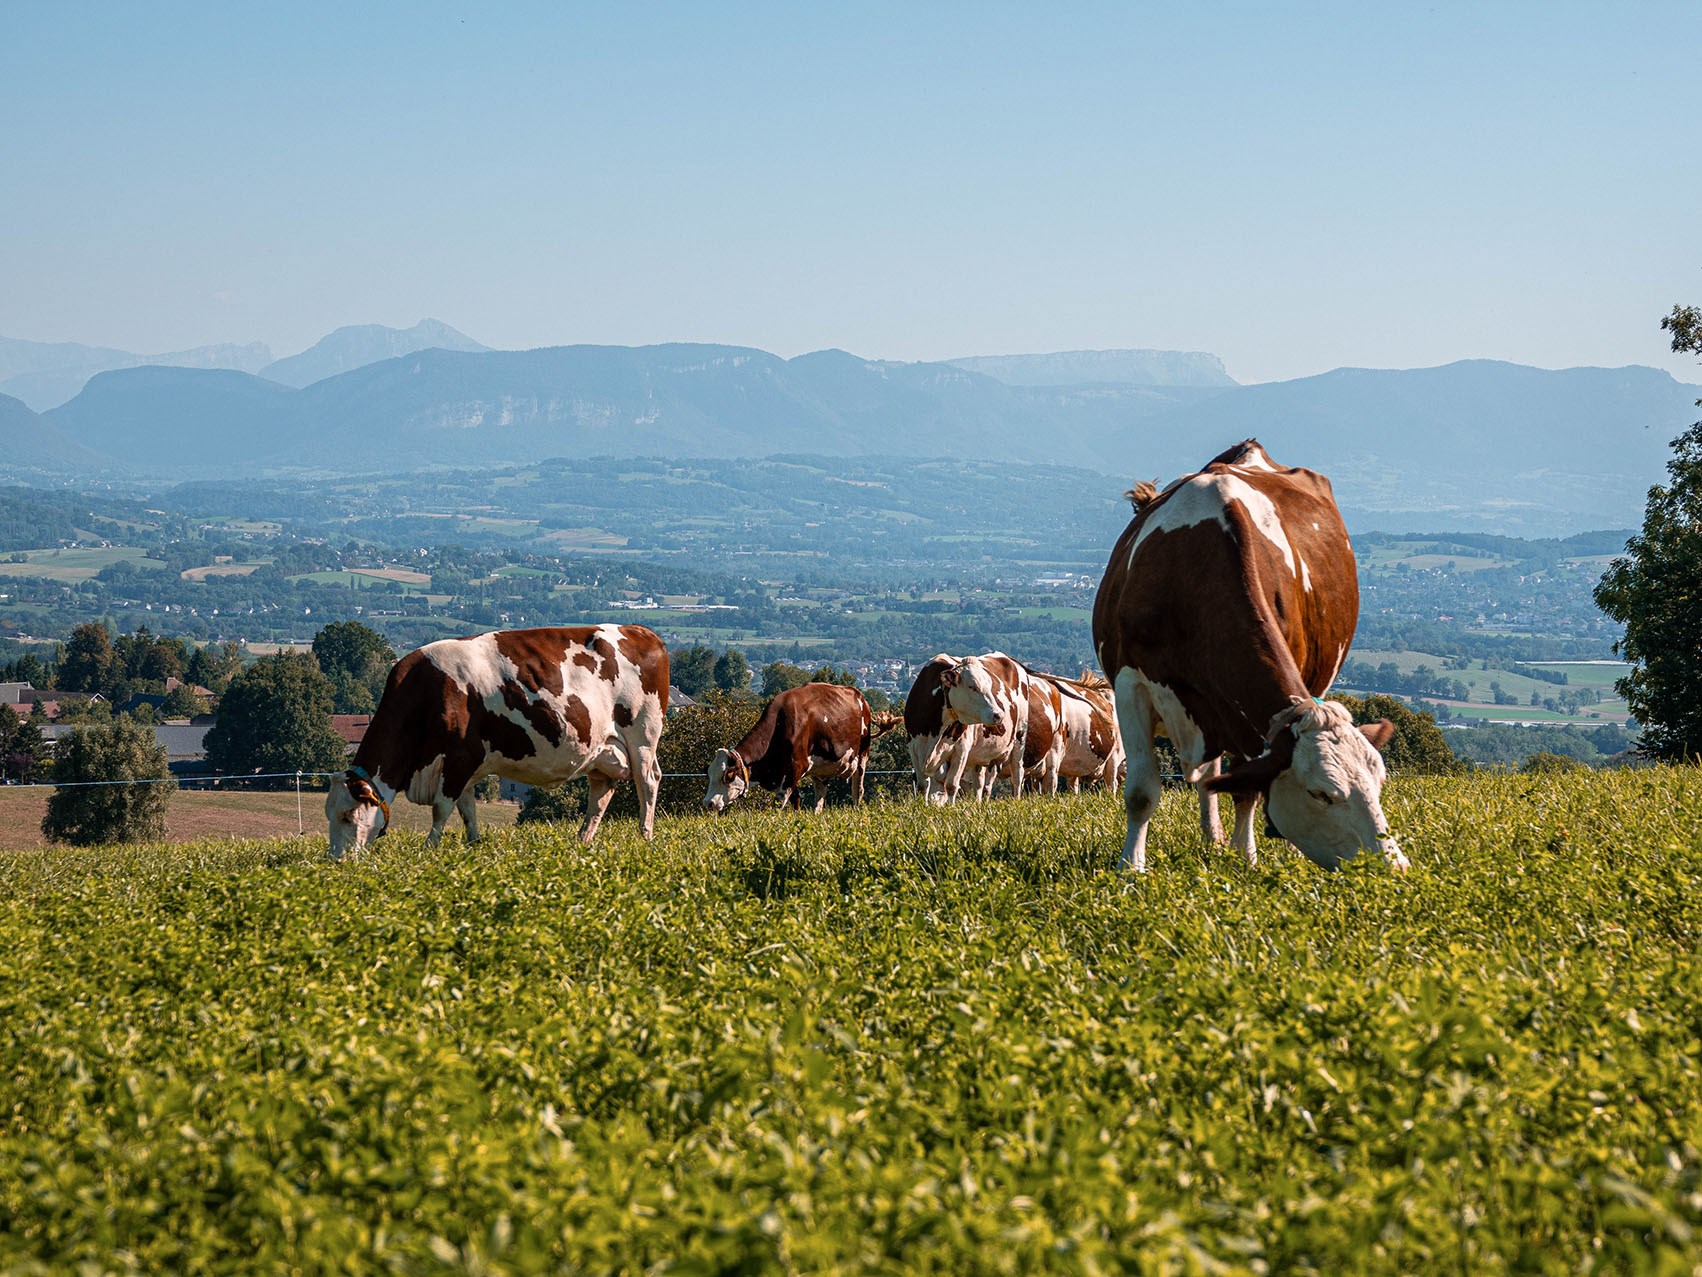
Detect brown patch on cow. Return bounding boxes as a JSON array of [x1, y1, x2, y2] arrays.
[[616, 626, 671, 710], [562, 694, 594, 748], [494, 629, 569, 697], [904, 657, 955, 738], [572, 651, 598, 674], [983, 721, 1006, 738], [613, 702, 634, 728], [500, 681, 565, 747]]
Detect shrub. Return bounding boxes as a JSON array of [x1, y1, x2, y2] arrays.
[[41, 716, 174, 845]]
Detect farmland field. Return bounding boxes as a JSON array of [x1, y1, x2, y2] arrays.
[[2, 773, 1700, 1272]]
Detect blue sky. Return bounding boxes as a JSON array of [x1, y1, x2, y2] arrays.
[[3, 2, 1698, 383]]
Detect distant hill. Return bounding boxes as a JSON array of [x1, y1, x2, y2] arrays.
[[260, 319, 489, 388], [0, 392, 111, 473], [946, 348, 1237, 387], [32, 343, 1702, 536], [0, 335, 272, 411], [1096, 360, 1697, 535]]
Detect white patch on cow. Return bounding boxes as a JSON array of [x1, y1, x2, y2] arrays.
[[1140, 675, 1209, 775], [1232, 447, 1276, 471], [1128, 474, 1230, 569], [1299, 554, 1312, 592], [423, 633, 507, 699], [1128, 473, 1296, 577], [407, 754, 447, 805], [1224, 477, 1296, 574]]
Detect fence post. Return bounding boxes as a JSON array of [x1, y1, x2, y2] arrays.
[[296, 771, 303, 835]]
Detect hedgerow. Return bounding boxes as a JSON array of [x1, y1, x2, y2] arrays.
[[1, 771, 1699, 1272]]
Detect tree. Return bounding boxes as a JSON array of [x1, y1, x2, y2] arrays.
[[159, 683, 207, 719], [761, 660, 811, 697], [712, 647, 750, 693], [2, 703, 46, 783], [1328, 693, 1465, 775], [186, 642, 245, 695], [42, 716, 174, 846], [672, 644, 717, 697], [312, 621, 395, 714], [205, 652, 347, 778], [58, 623, 115, 695], [1593, 306, 1702, 760]]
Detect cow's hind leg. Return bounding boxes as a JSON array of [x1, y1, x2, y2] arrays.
[[457, 790, 481, 844], [616, 724, 662, 841], [1196, 756, 1227, 845], [581, 773, 616, 844], [1112, 670, 1160, 873]]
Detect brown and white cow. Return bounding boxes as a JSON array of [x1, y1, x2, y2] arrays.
[[704, 682, 877, 813], [1093, 440, 1404, 873], [326, 624, 669, 858], [903, 652, 1033, 801], [1036, 670, 1124, 791], [1021, 675, 1068, 795]]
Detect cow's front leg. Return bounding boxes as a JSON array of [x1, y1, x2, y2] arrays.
[[581, 773, 616, 844], [1232, 794, 1259, 866], [812, 783, 828, 814], [427, 795, 455, 847], [457, 790, 481, 844], [1112, 670, 1159, 873]]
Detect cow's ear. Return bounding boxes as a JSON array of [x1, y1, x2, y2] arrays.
[[1203, 751, 1287, 795], [1358, 719, 1397, 752]]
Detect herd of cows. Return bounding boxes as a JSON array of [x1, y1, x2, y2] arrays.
[[327, 440, 1408, 873]]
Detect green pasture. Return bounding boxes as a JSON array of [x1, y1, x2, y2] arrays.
[[287, 571, 430, 592], [1348, 649, 1630, 721], [0, 546, 166, 580], [2, 771, 1700, 1272], [1359, 544, 1513, 572]]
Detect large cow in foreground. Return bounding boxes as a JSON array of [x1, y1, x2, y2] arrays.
[[1092, 440, 1403, 873], [327, 625, 669, 858], [904, 652, 1035, 801], [704, 683, 882, 813]]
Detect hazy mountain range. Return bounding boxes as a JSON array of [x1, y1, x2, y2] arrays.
[[0, 319, 487, 409], [0, 321, 1695, 536]]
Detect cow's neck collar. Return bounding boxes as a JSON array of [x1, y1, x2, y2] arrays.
[[348, 762, 397, 801]]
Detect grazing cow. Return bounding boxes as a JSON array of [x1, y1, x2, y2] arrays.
[[904, 655, 968, 802], [903, 652, 1033, 801], [326, 625, 669, 858], [1037, 670, 1124, 791], [1093, 440, 1403, 873], [1021, 675, 1068, 794], [704, 682, 878, 813]]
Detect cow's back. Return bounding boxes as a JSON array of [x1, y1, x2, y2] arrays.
[[1094, 442, 1356, 760]]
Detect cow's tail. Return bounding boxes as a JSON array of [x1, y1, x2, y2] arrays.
[[1125, 479, 1159, 511]]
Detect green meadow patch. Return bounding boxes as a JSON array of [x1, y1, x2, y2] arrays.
[[1, 772, 1699, 1272]]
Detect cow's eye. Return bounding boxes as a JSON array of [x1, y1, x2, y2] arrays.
[[1309, 789, 1335, 805]]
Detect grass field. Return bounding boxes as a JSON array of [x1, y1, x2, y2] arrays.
[[0, 547, 166, 580], [2, 772, 1700, 1271]]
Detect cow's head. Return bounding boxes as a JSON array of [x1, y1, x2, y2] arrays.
[[1205, 700, 1407, 870], [326, 768, 390, 859], [940, 656, 1003, 727], [703, 749, 749, 813]]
